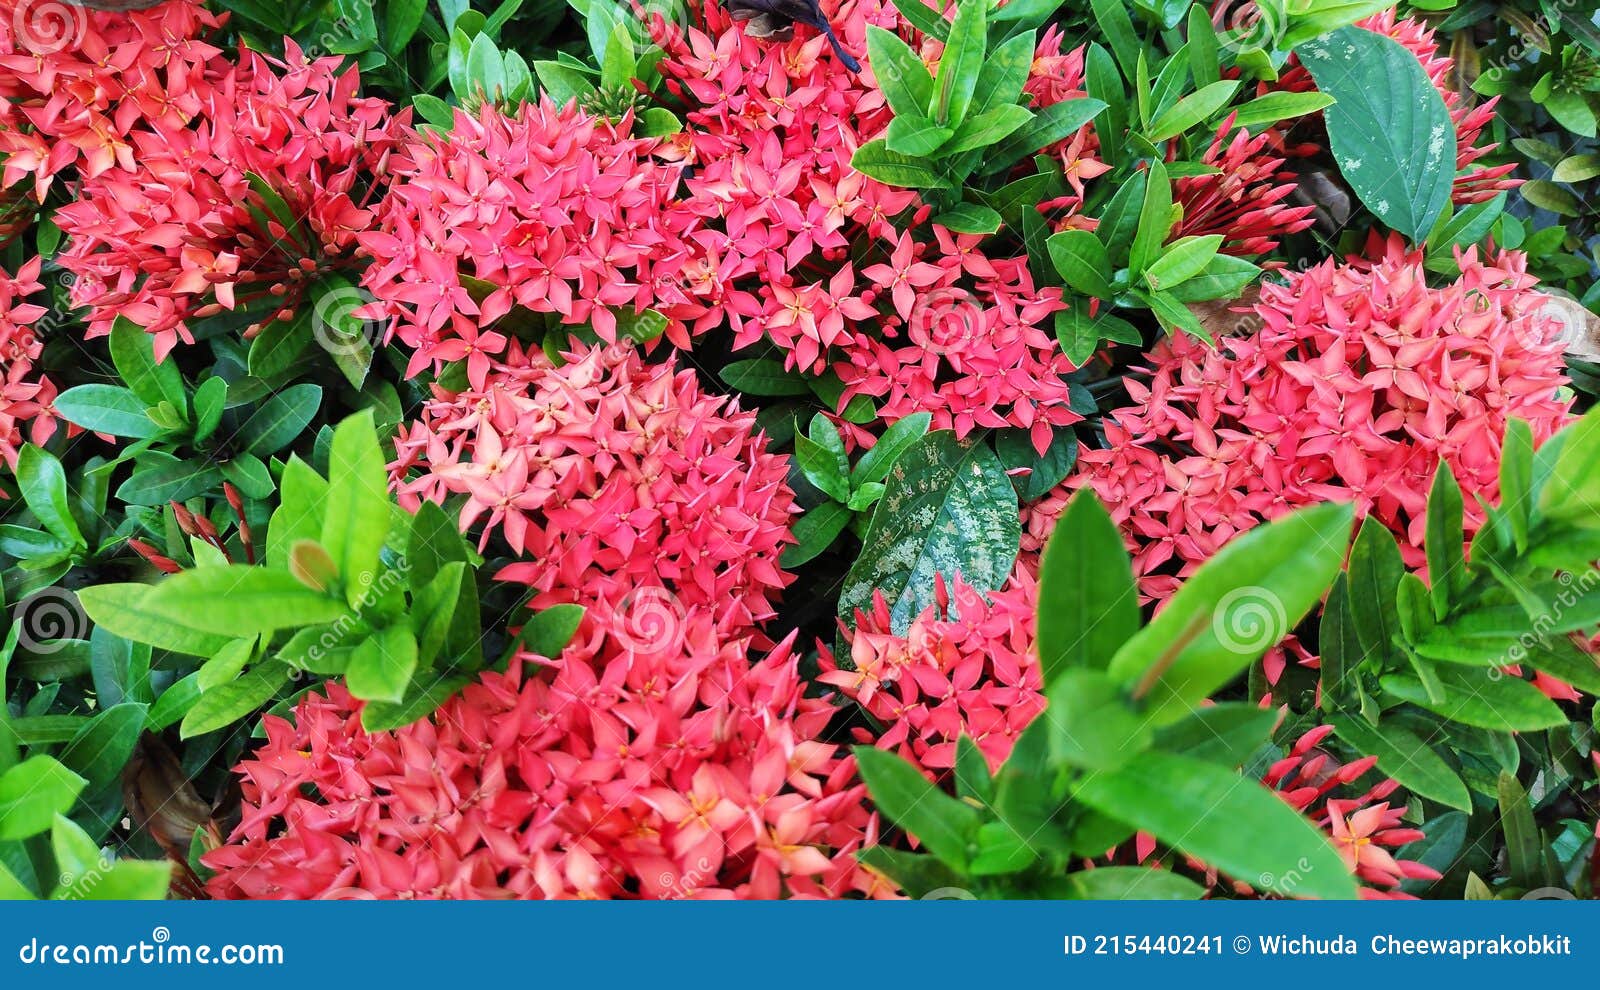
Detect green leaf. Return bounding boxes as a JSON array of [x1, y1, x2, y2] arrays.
[[1046, 669, 1151, 771], [985, 98, 1106, 174], [1330, 715, 1470, 811], [1536, 406, 1600, 523], [1164, 254, 1261, 303], [346, 624, 418, 704], [142, 566, 349, 638], [1074, 752, 1357, 899], [995, 425, 1078, 501], [854, 413, 933, 488], [1145, 80, 1239, 141], [53, 386, 162, 439], [1128, 160, 1173, 276], [931, 203, 1003, 235], [1424, 462, 1465, 618], [855, 847, 963, 898], [972, 30, 1034, 115], [853, 746, 979, 869], [1229, 91, 1336, 130], [1066, 867, 1206, 900], [839, 432, 1019, 635], [1047, 230, 1113, 298], [0, 757, 86, 840], [795, 414, 850, 503], [240, 382, 323, 457], [78, 584, 234, 657], [1295, 27, 1455, 241], [247, 309, 314, 380], [780, 502, 852, 568], [179, 660, 292, 738], [1054, 308, 1141, 365], [16, 446, 83, 547], [1151, 704, 1276, 768], [65, 860, 171, 900], [360, 674, 470, 733], [1140, 289, 1212, 342], [1499, 417, 1533, 551], [942, 105, 1033, 156], [850, 140, 949, 189], [886, 115, 954, 156], [321, 409, 391, 607], [1088, 0, 1140, 78], [309, 274, 376, 389], [1142, 235, 1224, 292], [1380, 667, 1566, 732], [191, 376, 227, 443], [867, 26, 934, 118], [953, 735, 993, 804], [58, 703, 147, 792], [516, 604, 585, 661], [890, 0, 949, 41], [719, 359, 809, 397], [933, 0, 986, 125], [1497, 771, 1541, 889], [110, 319, 185, 412], [1036, 491, 1139, 681], [1106, 503, 1353, 726], [267, 455, 329, 569], [1347, 517, 1406, 664]]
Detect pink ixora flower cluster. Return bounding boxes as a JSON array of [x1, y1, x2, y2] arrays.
[[819, 569, 1044, 777], [55, 43, 399, 357], [1172, 118, 1317, 257], [358, 100, 699, 379], [653, 0, 1087, 454], [1264, 725, 1440, 899], [390, 341, 796, 644], [204, 637, 883, 899], [0, 0, 226, 197], [1025, 235, 1572, 600], [0, 257, 58, 469]]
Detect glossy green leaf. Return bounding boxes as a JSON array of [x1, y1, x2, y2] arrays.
[[854, 746, 979, 869], [1330, 715, 1470, 810], [1036, 491, 1138, 680]]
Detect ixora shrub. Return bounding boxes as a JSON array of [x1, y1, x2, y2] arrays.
[[1, 0, 1599, 903]]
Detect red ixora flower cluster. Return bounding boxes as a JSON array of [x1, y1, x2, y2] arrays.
[[55, 43, 399, 357], [203, 635, 884, 899], [358, 100, 698, 379], [654, 0, 1087, 454], [390, 341, 796, 644], [0, 0, 226, 197], [1025, 235, 1572, 600], [1264, 725, 1441, 899], [0, 257, 58, 469], [819, 569, 1044, 777]]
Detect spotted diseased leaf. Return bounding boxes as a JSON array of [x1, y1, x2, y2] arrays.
[[1295, 27, 1455, 241], [839, 432, 1019, 635]]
